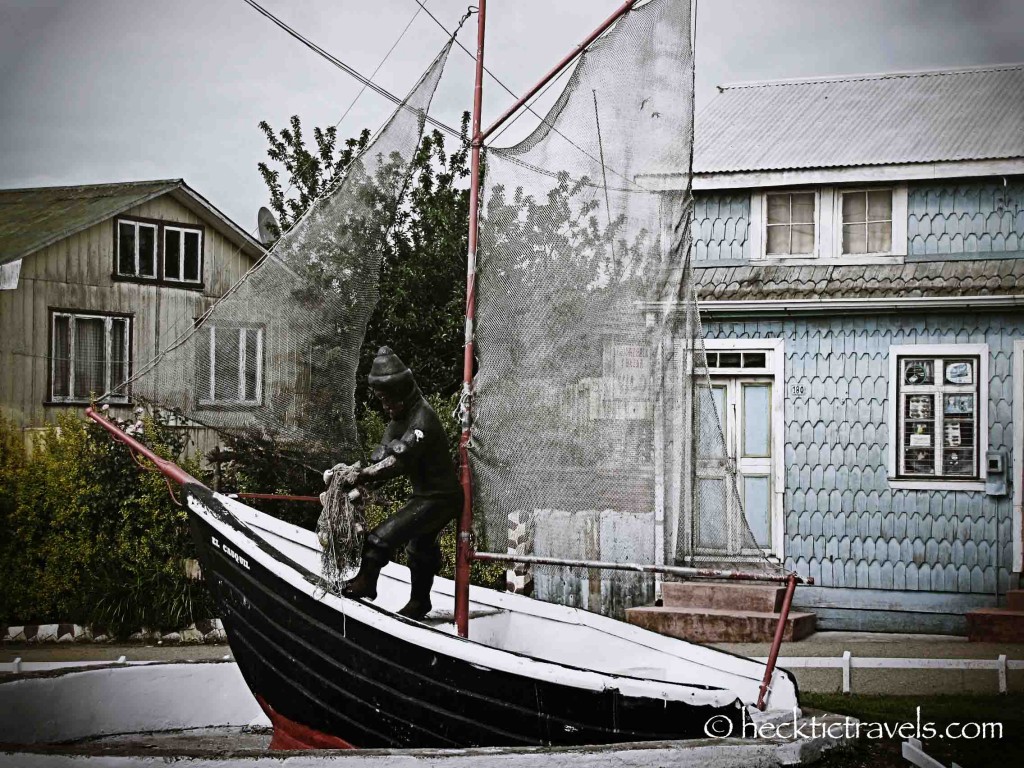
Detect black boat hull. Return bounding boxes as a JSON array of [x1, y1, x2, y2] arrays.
[[186, 484, 750, 750]]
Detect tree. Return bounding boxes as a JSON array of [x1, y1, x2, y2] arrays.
[[257, 113, 471, 413]]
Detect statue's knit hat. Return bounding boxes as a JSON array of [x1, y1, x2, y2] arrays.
[[368, 346, 414, 394]]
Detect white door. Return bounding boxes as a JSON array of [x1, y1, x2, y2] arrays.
[[690, 376, 774, 559]]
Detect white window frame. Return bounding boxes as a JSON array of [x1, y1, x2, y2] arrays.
[[1013, 339, 1023, 572], [115, 220, 158, 278], [163, 225, 204, 284], [887, 343, 989, 491], [751, 189, 819, 260], [199, 325, 264, 406], [50, 311, 131, 404], [748, 184, 908, 263], [831, 185, 908, 258], [700, 338, 786, 559]]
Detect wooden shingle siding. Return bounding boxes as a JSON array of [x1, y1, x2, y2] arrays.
[[704, 312, 1021, 607], [0, 192, 255, 430], [908, 180, 1024, 256]]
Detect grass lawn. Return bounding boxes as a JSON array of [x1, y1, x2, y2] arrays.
[[804, 693, 1024, 767]]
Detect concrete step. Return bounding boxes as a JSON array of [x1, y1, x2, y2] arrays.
[[661, 581, 785, 612], [966, 608, 1024, 642], [626, 605, 817, 643], [1005, 590, 1024, 611]]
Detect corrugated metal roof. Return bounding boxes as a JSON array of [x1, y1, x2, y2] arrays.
[[0, 180, 181, 265], [694, 64, 1024, 174], [693, 257, 1024, 301]]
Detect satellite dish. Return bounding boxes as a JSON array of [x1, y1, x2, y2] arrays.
[[257, 206, 279, 246]]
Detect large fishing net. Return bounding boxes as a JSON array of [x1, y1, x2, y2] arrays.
[[115, 42, 453, 468], [471, 0, 783, 615]]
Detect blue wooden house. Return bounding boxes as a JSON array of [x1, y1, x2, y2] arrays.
[[637, 63, 1024, 635]]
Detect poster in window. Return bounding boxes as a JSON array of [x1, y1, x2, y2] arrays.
[[944, 422, 961, 447], [944, 360, 973, 385], [944, 394, 973, 415], [907, 395, 933, 420], [903, 359, 934, 385]]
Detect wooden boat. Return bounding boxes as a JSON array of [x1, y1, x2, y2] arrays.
[[185, 481, 799, 749]]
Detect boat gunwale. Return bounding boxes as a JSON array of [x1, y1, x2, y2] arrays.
[[187, 485, 757, 707]]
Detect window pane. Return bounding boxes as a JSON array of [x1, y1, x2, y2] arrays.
[[791, 193, 815, 224], [697, 478, 728, 549], [743, 475, 771, 548], [183, 232, 200, 282], [868, 190, 892, 220], [719, 352, 741, 367], [743, 384, 771, 457], [138, 226, 156, 277], [867, 221, 892, 253], [73, 318, 106, 399], [903, 394, 935, 475], [791, 222, 814, 254], [903, 358, 934, 385], [165, 230, 181, 280], [843, 223, 867, 254], [766, 225, 790, 255], [697, 385, 726, 459], [766, 194, 790, 224], [110, 319, 128, 396], [118, 223, 135, 275], [52, 316, 71, 397], [743, 352, 766, 368], [244, 329, 260, 402], [842, 192, 866, 224], [943, 394, 975, 477], [214, 328, 241, 401]]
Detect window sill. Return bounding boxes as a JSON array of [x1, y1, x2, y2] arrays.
[[750, 255, 905, 267], [887, 478, 985, 492], [111, 274, 205, 291], [44, 400, 132, 407]]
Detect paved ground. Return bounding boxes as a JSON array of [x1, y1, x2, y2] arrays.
[[712, 631, 1024, 695], [0, 644, 231, 663], [5, 631, 1024, 694]]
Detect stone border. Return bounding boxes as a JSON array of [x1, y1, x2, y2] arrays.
[[1, 620, 226, 644]]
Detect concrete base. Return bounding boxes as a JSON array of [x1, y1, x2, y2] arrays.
[[627, 605, 818, 643], [0, 661, 854, 766]]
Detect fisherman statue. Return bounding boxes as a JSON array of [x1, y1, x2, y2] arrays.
[[323, 347, 463, 620]]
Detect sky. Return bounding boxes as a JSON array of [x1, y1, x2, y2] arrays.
[[1, 0, 1022, 234]]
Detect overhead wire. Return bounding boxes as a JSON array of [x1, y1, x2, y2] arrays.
[[412, 0, 647, 192], [117, 0, 449, 397], [240, 0, 461, 139]]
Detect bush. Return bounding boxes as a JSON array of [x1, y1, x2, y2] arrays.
[[0, 411, 213, 635]]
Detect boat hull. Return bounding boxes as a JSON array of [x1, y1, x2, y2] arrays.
[[186, 484, 746, 749]]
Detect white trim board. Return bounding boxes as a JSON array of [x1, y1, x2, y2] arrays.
[[638, 157, 1024, 192], [886, 343, 989, 492], [685, 295, 1024, 318], [1013, 339, 1023, 573]]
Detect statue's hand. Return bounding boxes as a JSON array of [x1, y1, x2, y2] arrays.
[[324, 462, 363, 488]]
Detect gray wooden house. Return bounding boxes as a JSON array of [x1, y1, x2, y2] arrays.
[[640, 63, 1024, 635], [0, 179, 264, 448]]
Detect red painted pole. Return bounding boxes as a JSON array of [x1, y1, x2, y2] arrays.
[[756, 573, 798, 710], [85, 407, 202, 488], [454, 0, 487, 640], [479, 0, 639, 142]]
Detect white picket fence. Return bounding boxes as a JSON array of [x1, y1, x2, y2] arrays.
[[759, 653, 1023, 694]]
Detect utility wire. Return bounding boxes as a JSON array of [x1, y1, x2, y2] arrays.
[[241, 0, 461, 139], [411, 0, 645, 191]]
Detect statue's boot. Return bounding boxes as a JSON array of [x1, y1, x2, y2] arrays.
[[342, 535, 390, 601], [398, 541, 441, 620]]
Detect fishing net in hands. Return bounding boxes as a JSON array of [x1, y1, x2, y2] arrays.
[[470, 0, 784, 617], [317, 462, 366, 592]]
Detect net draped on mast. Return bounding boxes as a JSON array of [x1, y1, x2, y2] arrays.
[[471, 0, 782, 614], [114, 42, 454, 467]]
